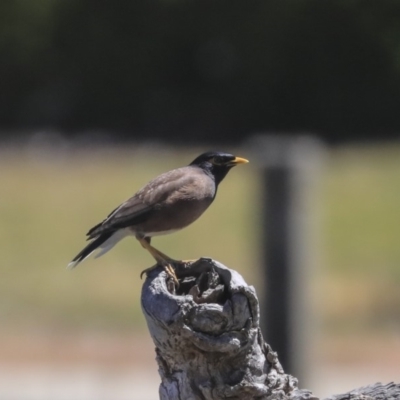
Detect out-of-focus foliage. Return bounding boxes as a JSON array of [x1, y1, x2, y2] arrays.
[[1, 0, 400, 142]]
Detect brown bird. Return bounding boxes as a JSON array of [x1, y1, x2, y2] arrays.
[[68, 151, 248, 280]]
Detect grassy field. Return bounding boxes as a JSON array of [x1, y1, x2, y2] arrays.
[[320, 143, 400, 333], [1, 142, 400, 338], [0, 145, 257, 332]]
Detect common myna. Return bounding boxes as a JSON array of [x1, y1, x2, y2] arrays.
[[68, 151, 248, 281]]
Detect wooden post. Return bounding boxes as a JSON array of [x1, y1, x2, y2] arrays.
[[141, 258, 315, 400], [141, 259, 400, 400], [249, 135, 324, 384]]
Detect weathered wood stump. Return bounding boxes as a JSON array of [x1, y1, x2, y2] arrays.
[[141, 258, 400, 400]]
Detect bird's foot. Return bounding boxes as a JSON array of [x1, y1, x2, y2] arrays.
[[140, 263, 180, 288], [164, 264, 180, 287], [178, 259, 198, 265], [140, 259, 203, 291]]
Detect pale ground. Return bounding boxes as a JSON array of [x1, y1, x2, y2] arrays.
[[0, 332, 399, 400]]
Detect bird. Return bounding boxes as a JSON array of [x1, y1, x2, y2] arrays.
[[68, 151, 249, 282]]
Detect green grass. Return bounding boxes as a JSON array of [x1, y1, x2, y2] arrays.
[[1, 143, 400, 335], [323, 145, 400, 274], [320, 143, 400, 332]]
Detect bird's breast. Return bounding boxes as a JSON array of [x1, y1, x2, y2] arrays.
[[133, 196, 214, 237]]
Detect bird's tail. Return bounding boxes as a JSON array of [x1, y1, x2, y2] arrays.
[[67, 230, 129, 269]]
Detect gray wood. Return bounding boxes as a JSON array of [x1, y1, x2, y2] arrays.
[[140, 258, 399, 400], [324, 382, 400, 400], [141, 258, 315, 400]]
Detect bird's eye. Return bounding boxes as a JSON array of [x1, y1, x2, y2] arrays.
[[212, 156, 224, 165]]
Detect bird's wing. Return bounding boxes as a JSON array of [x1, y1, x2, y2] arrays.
[[86, 167, 204, 238], [86, 199, 154, 238]]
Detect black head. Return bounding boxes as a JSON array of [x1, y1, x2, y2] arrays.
[[189, 151, 249, 185]]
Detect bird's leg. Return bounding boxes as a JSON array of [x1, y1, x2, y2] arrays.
[[141, 242, 198, 269], [143, 242, 175, 264], [139, 239, 197, 265], [138, 237, 174, 264], [138, 237, 179, 285]]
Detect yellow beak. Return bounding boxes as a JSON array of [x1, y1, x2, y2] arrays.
[[232, 156, 249, 165]]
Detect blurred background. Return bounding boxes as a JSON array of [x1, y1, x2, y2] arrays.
[[1, 1, 400, 399]]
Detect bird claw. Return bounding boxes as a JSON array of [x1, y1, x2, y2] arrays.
[[177, 259, 197, 266], [164, 264, 180, 288], [140, 263, 180, 288], [139, 268, 148, 279]]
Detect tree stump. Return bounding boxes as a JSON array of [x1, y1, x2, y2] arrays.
[[141, 258, 400, 400]]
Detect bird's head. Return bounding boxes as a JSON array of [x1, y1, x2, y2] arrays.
[[190, 151, 249, 185]]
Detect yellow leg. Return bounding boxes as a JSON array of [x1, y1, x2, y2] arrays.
[[138, 238, 179, 285], [138, 237, 173, 263]]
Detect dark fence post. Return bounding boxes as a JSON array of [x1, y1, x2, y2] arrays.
[[249, 135, 324, 386]]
